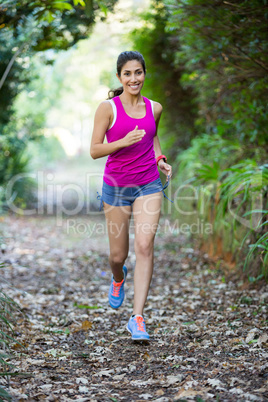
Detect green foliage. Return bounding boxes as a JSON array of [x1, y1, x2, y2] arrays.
[[0, 128, 67, 212], [0, 1, 115, 51], [0, 129, 37, 212], [0, 132, 28, 186], [241, 202, 268, 280], [244, 231, 268, 280], [0, 0, 117, 128], [176, 134, 243, 181], [0, 387, 12, 401], [29, 134, 66, 168], [215, 161, 267, 265], [175, 139, 268, 277], [165, 0, 268, 148], [175, 134, 242, 230], [131, 0, 267, 154]]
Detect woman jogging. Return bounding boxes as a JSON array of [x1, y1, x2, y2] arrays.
[[90, 51, 172, 341]]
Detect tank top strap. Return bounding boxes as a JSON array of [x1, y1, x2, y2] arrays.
[[142, 96, 154, 118], [112, 96, 124, 115]]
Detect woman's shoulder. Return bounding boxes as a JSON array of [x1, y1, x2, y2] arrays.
[[100, 99, 114, 107], [152, 100, 163, 114], [96, 100, 114, 113], [144, 96, 162, 110], [147, 99, 162, 118]]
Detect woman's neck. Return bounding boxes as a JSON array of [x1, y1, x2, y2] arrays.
[[119, 92, 143, 106]]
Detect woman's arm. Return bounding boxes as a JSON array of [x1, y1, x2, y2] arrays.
[[90, 101, 146, 160], [153, 102, 172, 178], [153, 101, 163, 159]]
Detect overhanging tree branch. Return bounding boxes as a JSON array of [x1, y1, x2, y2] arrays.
[[0, 44, 26, 91]]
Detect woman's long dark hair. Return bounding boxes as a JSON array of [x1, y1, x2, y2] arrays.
[[108, 51, 146, 99]]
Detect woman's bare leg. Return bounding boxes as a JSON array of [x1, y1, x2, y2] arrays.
[[103, 202, 132, 282], [132, 192, 162, 315]]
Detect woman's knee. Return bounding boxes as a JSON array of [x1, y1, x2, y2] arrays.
[[109, 250, 128, 265], [135, 238, 154, 258]]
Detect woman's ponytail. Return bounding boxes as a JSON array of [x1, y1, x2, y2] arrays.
[[107, 86, 123, 99]]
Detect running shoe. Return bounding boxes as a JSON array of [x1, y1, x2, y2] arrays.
[[126, 315, 150, 341], [108, 265, 127, 309]]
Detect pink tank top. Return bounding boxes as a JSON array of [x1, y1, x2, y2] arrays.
[[103, 96, 160, 187]]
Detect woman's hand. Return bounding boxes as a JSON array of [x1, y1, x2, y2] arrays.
[[158, 160, 172, 180], [122, 125, 146, 147]]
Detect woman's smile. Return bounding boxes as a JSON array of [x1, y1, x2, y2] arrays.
[[129, 84, 140, 90]]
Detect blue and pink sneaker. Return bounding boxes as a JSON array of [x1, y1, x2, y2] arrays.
[[108, 265, 127, 309], [127, 315, 150, 341]]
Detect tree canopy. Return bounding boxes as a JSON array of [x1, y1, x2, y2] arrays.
[[0, 0, 117, 127]]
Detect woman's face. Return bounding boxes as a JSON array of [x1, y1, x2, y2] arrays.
[[117, 59, 145, 95]]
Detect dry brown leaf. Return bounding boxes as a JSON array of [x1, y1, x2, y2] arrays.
[[142, 351, 151, 361], [81, 320, 93, 330], [174, 388, 200, 400]]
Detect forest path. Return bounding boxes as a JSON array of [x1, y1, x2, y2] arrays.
[[1, 214, 267, 402]]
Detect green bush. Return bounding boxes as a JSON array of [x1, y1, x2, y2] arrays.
[[174, 136, 268, 279], [0, 131, 37, 213]]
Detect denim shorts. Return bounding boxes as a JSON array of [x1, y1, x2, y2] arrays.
[[101, 177, 163, 207]]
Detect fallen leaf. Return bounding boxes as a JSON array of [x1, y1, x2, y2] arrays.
[[93, 369, 114, 377], [39, 384, 53, 392], [245, 328, 260, 343], [256, 333, 268, 347], [81, 320, 93, 330], [76, 377, 88, 385], [113, 374, 126, 380], [207, 378, 226, 390], [142, 351, 151, 361], [163, 375, 184, 387], [174, 388, 200, 400], [139, 393, 153, 400], [79, 385, 89, 393]]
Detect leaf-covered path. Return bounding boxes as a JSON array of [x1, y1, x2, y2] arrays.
[[1, 214, 268, 401]]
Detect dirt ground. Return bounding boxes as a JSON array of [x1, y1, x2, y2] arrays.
[[0, 213, 267, 401]]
